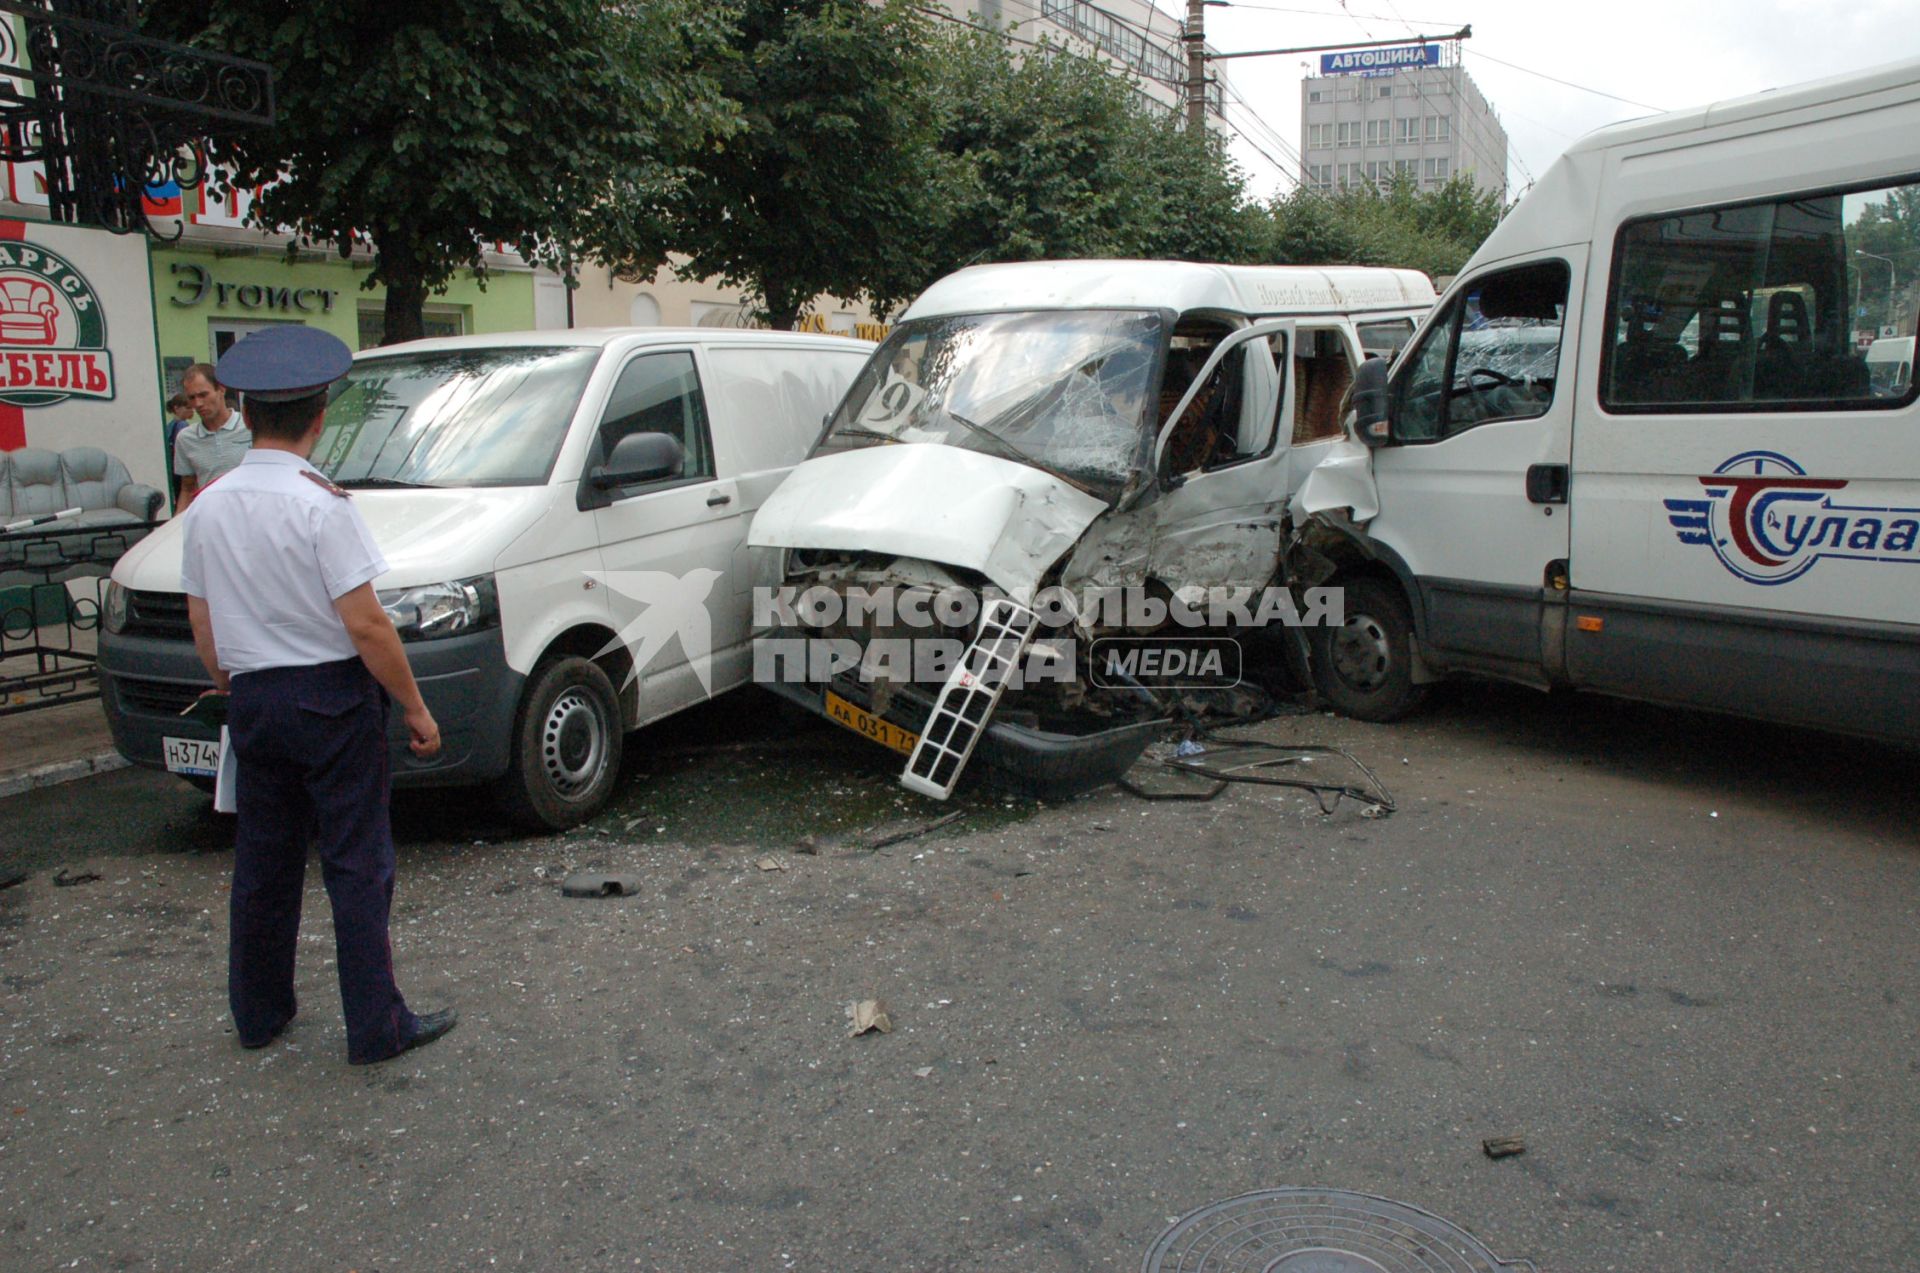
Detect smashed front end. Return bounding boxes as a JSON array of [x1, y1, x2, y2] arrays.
[[749, 309, 1183, 798]]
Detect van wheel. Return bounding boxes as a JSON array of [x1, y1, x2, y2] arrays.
[[499, 656, 623, 832], [1308, 577, 1427, 722]]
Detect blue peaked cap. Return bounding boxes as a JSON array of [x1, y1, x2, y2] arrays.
[[215, 325, 353, 402]]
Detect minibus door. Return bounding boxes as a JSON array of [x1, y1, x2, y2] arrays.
[[1364, 253, 1582, 679]]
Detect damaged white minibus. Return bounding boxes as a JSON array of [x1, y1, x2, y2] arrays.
[[1305, 57, 1920, 742], [749, 260, 1435, 796]]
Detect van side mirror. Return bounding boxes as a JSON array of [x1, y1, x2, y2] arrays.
[[592, 432, 685, 489], [1351, 356, 1392, 447]]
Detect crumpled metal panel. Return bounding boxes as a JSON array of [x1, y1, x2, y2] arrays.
[[749, 443, 1109, 594], [1292, 438, 1381, 525]]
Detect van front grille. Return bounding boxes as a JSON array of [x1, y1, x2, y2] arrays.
[[115, 677, 207, 716], [125, 590, 192, 640]]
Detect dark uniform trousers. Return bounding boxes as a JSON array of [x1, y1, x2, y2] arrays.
[[227, 657, 419, 1063]]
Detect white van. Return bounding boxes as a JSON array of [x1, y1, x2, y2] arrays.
[[749, 260, 1436, 797], [1866, 335, 1913, 398], [99, 328, 872, 828], [1307, 58, 1920, 744]]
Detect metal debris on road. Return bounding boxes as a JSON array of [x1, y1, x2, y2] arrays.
[[1153, 730, 1397, 816], [863, 811, 966, 852], [846, 999, 892, 1036], [1118, 759, 1228, 801]]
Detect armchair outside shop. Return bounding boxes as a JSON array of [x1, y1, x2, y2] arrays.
[[2, 446, 162, 716]]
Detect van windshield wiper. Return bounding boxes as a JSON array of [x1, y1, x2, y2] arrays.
[[334, 477, 439, 490], [943, 407, 1102, 499], [827, 426, 903, 444]]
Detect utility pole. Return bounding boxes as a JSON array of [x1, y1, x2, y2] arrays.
[[1185, 0, 1206, 130]]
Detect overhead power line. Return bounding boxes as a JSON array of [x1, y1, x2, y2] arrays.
[[1464, 47, 1668, 113]]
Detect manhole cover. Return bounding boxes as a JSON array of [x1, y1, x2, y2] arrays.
[[1144, 1188, 1536, 1273]]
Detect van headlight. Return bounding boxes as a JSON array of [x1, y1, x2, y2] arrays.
[[378, 575, 499, 641], [104, 581, 129, 634]]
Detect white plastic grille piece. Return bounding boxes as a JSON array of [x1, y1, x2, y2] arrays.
[[899, 596, 1038, 799]]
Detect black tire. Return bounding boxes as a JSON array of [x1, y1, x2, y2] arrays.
[[1308, 577, 1428, 722], [498, 656, 624, 832]]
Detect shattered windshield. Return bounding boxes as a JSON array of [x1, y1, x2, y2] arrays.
[[817, 309, 1167, 502], [311, 347, 600, 488]]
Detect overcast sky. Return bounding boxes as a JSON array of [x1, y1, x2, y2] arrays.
[[1160, 0, 1920, 199]]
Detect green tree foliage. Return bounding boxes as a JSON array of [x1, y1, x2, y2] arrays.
[[140, 0, 734, 344], [659, 0, 940, 330], [915, 28, 1264, 286], [1262, 174, 1507, 279], [1849, 184, 1920, 331]]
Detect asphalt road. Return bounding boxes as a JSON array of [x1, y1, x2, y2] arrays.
[[1, 683, 1915, 1272]]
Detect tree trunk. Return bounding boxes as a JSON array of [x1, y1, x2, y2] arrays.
[[381, 273, 428, 346], [763, 275, 798, 331]]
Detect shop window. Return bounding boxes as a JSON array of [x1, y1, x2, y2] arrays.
[[357, 303, 465, 351]]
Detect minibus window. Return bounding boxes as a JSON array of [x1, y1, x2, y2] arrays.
[[1356, 319, 1415, 361], [1391, 260, 1569, 443], [1604, 177, 1920, 412], [1292, 328, 1356, 444]]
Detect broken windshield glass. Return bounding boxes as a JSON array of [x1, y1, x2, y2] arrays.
[[818, 309, 1167, 503]]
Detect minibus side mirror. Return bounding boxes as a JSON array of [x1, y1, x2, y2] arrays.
[[592, 432, 685, 489], [1351, 356, 1392, 448]]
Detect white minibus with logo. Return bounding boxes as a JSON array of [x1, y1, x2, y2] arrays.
[[1303, 57, 1920, 744]]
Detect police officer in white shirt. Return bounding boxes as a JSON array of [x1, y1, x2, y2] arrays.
[[181, 325, 457, 1066]]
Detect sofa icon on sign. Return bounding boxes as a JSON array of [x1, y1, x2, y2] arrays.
[[0, 277, 59, 345]]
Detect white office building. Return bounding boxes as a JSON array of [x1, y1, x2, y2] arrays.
[[1299, 51, 1507, 199], [936, 0, 1226, 121]]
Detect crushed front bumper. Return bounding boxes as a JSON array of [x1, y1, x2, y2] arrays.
[[762, 655, 1166, 799]]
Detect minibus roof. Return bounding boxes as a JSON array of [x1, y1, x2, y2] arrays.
[[902, 260, 1437, 323], [1467, 55, 1920, 271]]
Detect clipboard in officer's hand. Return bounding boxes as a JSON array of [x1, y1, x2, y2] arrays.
[[212, 726, 237, 814], [178, 690, 229, 729]]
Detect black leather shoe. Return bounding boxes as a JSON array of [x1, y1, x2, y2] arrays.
[[350, 1007, 458, 1065], [398, 1008, 457, 1056], [239, 1016, 293, 1049]]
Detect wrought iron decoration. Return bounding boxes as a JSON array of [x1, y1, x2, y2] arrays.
[[0, 0, 272, 237]]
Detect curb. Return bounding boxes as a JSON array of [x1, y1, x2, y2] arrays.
[[0, 751, 130, 800]]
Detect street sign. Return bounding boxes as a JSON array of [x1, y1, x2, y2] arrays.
[[1320, 44, 1440, 75]]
